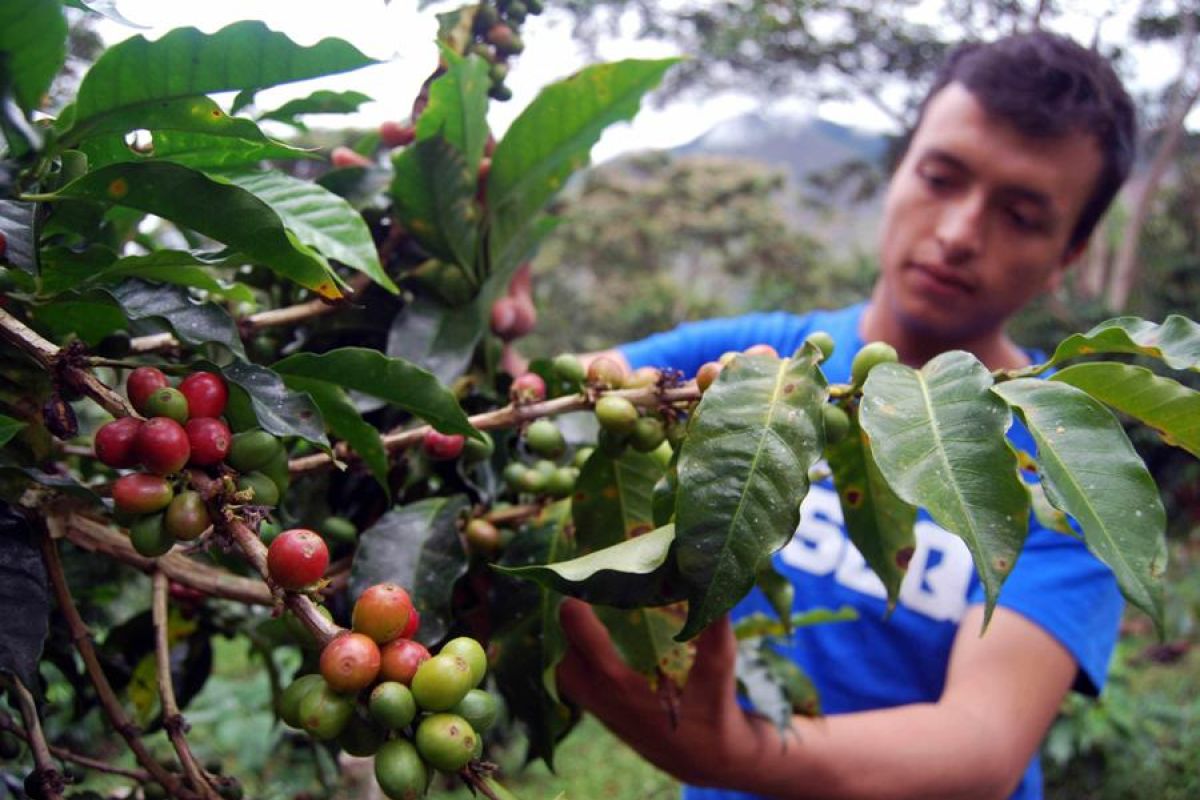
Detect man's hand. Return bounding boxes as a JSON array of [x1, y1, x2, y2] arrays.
[[556, 598, 776, 790]]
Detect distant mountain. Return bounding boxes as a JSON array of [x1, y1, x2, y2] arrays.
[[673, 111, 892, 254]]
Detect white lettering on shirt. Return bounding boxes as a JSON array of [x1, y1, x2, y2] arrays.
[[780, 485, 974, 622]]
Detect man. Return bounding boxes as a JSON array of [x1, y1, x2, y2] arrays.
[[556, 31, 1136, 799]]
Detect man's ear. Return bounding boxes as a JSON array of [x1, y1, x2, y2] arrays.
[[1047, 240, 1089, 292]]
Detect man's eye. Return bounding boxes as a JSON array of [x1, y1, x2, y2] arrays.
[[1008, 208, 1045, 231], [919, 169, 955, 191]]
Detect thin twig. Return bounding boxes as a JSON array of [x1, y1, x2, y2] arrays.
[[0, 714, 149, 781], [288, 384, 702, 475], [152, 572, 221, 799], [65, 514, 273, 605], [39, 528, 197, 800], [0, 307, 134, 418], [8, 676, 64, 800]]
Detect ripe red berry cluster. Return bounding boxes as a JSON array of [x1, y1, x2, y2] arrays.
[[278, 583, 499, 799], [96, 367, 235, 556]]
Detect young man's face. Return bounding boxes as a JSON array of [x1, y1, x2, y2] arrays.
[[875, 82, 1104, 348]]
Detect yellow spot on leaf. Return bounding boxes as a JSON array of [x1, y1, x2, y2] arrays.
[[107, 178, 129, 199]]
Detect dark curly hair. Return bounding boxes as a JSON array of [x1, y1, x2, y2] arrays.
[[913, 31, 1137, 250]]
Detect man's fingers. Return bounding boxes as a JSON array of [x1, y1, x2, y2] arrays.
[[687, 614, 738, 689], [559, 597, 616, 655]]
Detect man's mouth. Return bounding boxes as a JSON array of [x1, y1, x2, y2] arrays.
[[908, 262, 975, 297]]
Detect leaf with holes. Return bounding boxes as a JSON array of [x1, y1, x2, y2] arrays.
[[993, 378, 1168, 635], [673, 348, 826, 641], [350, 496, 469, 647], [861, 351, 1029, 625], [826, 404, 916, 610], [61, 20, 375, 145], [52, 162, 344, 299], [1051, 362, 1200, 458]]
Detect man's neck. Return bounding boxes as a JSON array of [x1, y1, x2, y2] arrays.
[[859, 299, 1031, 372]]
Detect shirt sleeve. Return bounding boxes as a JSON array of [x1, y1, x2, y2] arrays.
[[968, 524, 1124, 696], [618, 312, 815, 377]]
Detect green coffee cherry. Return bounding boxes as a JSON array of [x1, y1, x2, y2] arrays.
[[805, 330, 836, 362], [227, 430, 284, 473], [236, 472, 280, 507], [595, 395, 638, 435], [374, 739, 428, 800], [552, 353, 586, 384], [850, 342, 899, 387], [525, 419, 566, 459], [630, 417, 666, 453], [822, 404, 852, 445], [278, 674, 325, 728], [130, 513, 174, 557], [451, 688, 498, 733]]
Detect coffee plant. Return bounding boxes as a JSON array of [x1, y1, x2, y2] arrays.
[[0, 1, 1197, 798]]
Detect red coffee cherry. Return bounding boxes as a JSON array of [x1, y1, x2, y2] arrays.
[[135, 417, 191, 475], [352, 583, 415, 645], [320, 632, 382, 694], [379, 638, 431, 686], [696, 361, 723, 393], [509, 372, 546, 404], [423, 430, 465, 461], [379, 120, 415, 148], [178, 372, 228, 419], [400, 607, 421, 640], [489, 295, 519, 340], [111, 473, 174, 515], [266, 529, 330, 590], [94, 417, 144, 468], [331, 146, 371, 168], [185, 417, 232, 466], [126, 367, 169, 415]]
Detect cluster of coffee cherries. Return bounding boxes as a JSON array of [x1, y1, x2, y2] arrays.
[[278, 583, 498, 799], [584, 356, 679, 458], [467, 0, 543, 101], [94, 367, 288, 556]]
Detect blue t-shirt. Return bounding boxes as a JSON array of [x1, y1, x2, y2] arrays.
[[619, 303, 1123, 800]]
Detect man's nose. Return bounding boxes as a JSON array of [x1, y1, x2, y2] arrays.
[[936, 194, 985, 264]]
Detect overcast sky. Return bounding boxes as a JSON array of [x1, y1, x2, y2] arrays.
[[93, 0, 1191, 163]]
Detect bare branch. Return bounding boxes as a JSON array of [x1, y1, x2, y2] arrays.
[[7, 676, 64, 800], [0, 307, 135, 418], [39, 527, 199, 799], [0, 713, 149, 781], [152, 572, 221, 799]]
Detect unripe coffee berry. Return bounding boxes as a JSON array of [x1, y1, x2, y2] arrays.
[[464, 518, 502, 555], [267, 529, 329, 590], [411, 654, 473, 711], [144, 387, 189, 424], [440, 637, 488, 687], [94, 417, 144, 468], [185, 417, 231, 466], [696, 361, 722, 393], [369, 682, 418, 729], [129, 513, 174, 557], [524, 419, 565, 458], [594, 395, 638, 435], [178, 372, 227, 419], [227, 430, 283, 473], [586, 356, 626, 390], [126, 367, 168, 414], [850, 341, 900, 387], [552, 353, 586, 384], [415, 713, 477, 772], [806, 330, 835, 362], [423, 430, 465, 461], [136, 417, 191, 474], [319, 632, 381, 694], [352, 583, 415, 644], [164, 491, 211, 541]]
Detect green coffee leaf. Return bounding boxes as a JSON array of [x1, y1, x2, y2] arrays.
[[39, 246, 253, 303], [993, 378, 1168, 636], [491, 502, 577, 767], [220, 169, 396, 293], [350, 495, 469, 646], [101, 279, 245, 358], [386, 294, 484, 385], [487, 59, 677, 279], [0, 505, 50, 692], [64, 20, 375, 143], [279, 376, 388, 491], [0, 0, 66, 114], [571, 448, 664, 552], [258, 90, 373, 128], [497, 524, 684, 608], [390, 135, 480, 272], [826, 405, 917, 610], [219, 361, 328, 448], [272, 348, 477, 440], [1050, 362, 1200, 458], [0, 415, 25, 447], [861, 351, 1030, 625], [674, 349, 827, 641], [80, 130, 314, 171], [52, 162, 344, 299], [1043, 315, 1200, 372], [594, 604, 691, 686], [0, 199, 37, 275], [414, 51, 490, 175]]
